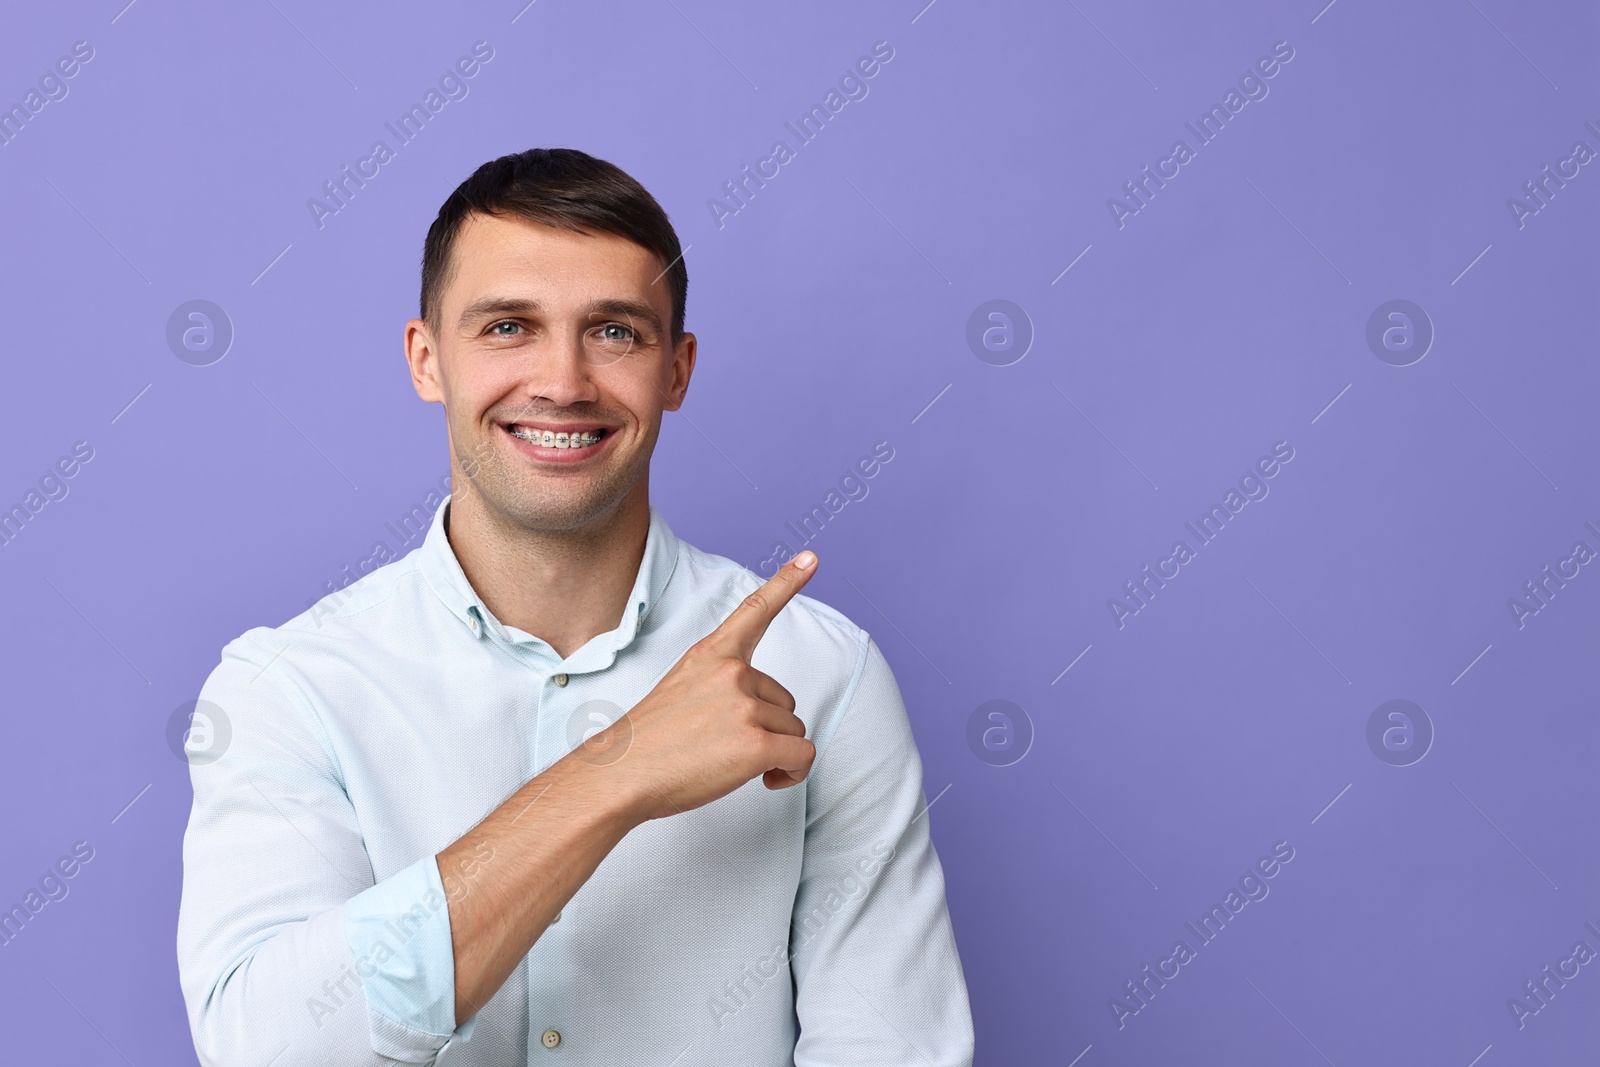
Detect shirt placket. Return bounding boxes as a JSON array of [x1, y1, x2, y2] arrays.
[[526, 653, 579, 1060]]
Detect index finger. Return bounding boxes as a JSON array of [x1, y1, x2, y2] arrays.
[[710, 550, 818, 662]]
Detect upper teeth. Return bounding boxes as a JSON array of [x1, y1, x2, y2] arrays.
[[511, 426, 601, 448]]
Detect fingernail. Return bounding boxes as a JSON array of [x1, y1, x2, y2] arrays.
[[794, 551, 816, 570]]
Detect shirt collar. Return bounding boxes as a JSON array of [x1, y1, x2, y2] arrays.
[[417, 494, 681, 667]]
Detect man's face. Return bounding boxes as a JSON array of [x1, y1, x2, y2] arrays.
[[405, 211, 695, 532]]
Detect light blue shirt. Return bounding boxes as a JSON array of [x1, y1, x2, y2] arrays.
[[176, 495, 973, 1065]]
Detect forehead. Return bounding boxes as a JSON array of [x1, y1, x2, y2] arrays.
[[444, 211, 664, 310]]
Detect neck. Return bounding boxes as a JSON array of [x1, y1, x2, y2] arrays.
[[446, 480, 651, 660]]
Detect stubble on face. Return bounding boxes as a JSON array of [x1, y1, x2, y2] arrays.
[[453, 394, 659, 535]]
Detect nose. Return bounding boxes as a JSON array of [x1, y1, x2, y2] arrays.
[[519, 327, 601, 409]]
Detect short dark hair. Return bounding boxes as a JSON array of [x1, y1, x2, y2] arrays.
[[420, 147, 688, 340]]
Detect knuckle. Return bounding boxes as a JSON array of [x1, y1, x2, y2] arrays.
[[734, 725, 769, 761], [741, 589, 770, 615], [741, 693, 770, 722], [688, 640, 728, 669]]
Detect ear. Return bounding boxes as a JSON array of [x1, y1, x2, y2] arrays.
[[662, 331, 697, 411], [405, 318, 445, 403]]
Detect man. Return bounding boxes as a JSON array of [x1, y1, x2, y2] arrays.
[[176, 147, 973, 1066]]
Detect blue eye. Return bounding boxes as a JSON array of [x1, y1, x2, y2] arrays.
[[599, 323, 633, 342], [489, 321, 523, 336]]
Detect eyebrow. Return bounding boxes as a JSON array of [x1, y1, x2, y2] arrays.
[[458, 296, 541, 328], [457, 296, 663, 334]]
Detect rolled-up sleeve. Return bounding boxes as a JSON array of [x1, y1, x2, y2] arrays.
[[789, 631, 975, 1067], [176, 632, 475, 1066]]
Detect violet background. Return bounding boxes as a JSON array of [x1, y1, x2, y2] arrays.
[[1, 0, 1597, 1063]]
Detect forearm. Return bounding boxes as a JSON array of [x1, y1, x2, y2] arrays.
[[438, 748, 641, 1023]]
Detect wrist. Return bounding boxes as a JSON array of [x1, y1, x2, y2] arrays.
[[549, 745, 650, 839]]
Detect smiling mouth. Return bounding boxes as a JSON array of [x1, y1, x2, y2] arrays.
[[504, 423, 609, 450]]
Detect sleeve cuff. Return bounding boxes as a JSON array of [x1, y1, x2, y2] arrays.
[[342, 854, 478, 1059]]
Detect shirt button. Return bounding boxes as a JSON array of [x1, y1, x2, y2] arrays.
[[551, 909, 562, 923], [553, 673, 568, 687], [541, 1028, 562, 1048]]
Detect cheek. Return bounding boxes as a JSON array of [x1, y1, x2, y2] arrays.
[[601, 363, 672, 422], [455, 365, 523, 422], [613, 385, 664, 431]]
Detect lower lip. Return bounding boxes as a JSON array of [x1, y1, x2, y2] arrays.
[[503, 425, 612, 465]]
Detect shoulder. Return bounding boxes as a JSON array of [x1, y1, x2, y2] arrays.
[[194, 554, 429, 778], [208, 551, 426, 690]]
